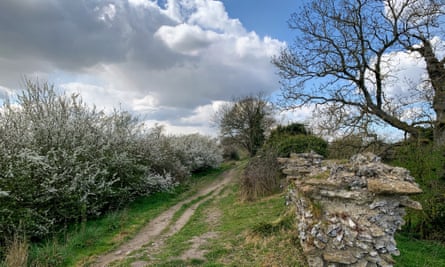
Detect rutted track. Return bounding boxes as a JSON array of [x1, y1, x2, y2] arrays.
[[92, 169, 234, 266]]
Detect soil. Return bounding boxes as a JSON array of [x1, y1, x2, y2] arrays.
[[92, 169, 235, 267]]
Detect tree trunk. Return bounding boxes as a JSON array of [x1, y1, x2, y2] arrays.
[[421, 40, 445, 147], [433, 90, 445, 147]]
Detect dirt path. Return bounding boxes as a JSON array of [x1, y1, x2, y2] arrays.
[[92, 169, 235, 266]]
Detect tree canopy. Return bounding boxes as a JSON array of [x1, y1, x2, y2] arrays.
[[273, 0, 445, 145]]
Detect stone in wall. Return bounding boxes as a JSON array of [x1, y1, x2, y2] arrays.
[[280, 152, 422, 267]]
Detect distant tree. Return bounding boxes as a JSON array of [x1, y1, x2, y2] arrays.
[[215, 94, 275, 156], [273, 0, 445, 146]]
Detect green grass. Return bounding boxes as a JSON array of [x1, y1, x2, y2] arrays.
[[25, 164, 231, 267], [166, 192, 213, 233], [204, 184, 306, 266], [395, 234, 445, 267], [120, 167, 307, 267], [27, 189, 187, 266], [157, 197, 214, 260]]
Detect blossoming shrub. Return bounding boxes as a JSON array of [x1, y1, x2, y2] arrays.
[[170, 134, 223, 173], [0, 81, 222, 251]]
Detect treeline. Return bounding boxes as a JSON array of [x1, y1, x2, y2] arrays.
[[0, 81, 222, 250]]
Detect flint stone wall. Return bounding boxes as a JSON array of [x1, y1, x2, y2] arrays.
[[278, 152, 422, 267]]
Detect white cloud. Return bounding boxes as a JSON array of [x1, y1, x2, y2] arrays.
[[235, 34, 283, 59], [155, 24, 219, 55], [0, 85, 13, 104], [133, 93, 160, 112], [384, 0, 440, 24], [187, 0, 244, 34], [143, 119, 216, 136], [128, 0, 157, 8], [180, 100, 228, 125], [278, 107, 314, 126], [0, 0, 285, 136], [377, 49, 426, 98], [60, 82, 139, 112], [97, 3, 117, 22]]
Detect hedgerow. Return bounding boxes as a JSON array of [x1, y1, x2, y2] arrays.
[[0, 80, 222, 254]]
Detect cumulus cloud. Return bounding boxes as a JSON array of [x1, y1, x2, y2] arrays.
[[0, 0, 285, 135], [155, 24, 220, 55]]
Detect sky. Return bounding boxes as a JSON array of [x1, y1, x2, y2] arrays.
[[0, 0, 436, 141], [0, 0, 306, 136]]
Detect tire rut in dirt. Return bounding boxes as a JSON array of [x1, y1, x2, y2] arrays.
[[92, 169, 234, 266]]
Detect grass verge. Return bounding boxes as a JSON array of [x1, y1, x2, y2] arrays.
[[204, 184, 307, 267]]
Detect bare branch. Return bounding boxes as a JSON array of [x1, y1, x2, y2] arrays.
[[274, 0, 445, 144]]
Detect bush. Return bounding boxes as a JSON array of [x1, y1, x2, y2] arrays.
[[266, 134, 328, 157], [170, 134, 223, 173], [241, 149, 282, 201], [328, 134, 389, 160], [269, 123, 309, 139], [266, 123, 327, 157], [390, 142, 445, 241], [0, 80, 222, 255]]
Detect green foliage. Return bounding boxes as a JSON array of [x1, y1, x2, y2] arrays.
[[328, 135, 365, 159], [220, 138, 241, 161], [328, 134, 388, 159], [269, 123, 309, 139], [267, 134, 328, 157], [391, 142, 445, 241], [266, 123, 327, 157]]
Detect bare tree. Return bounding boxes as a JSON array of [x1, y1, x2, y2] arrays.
[[273, 0, 445, 146], [215, 94, 275, 156]]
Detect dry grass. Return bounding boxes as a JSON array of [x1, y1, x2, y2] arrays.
[[241, 150, 282, 201], [4, 237, 28, 267]]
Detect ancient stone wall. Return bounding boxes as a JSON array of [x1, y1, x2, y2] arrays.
[[279, 152, 422, 267]]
